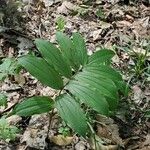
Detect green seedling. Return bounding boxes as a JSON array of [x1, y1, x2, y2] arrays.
[[0, 93, 7, 108], [56, 16, 66, 32], [0, 58, 21, 81], [12, 32, 127, 137], [0, 117, 19, 142]]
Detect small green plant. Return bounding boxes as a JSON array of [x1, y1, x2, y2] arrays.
[[56, 16, 66, 32], [58, 125, 70, 137], [0, 58, 21, 81], [0, 117, 19, 142], [130, 48, 149, 78], [77, 6, 89, 17], [96, 8, 105, 20], [12, 32, 127, 136], [0, 93, 7, 108], [145, 109, 150, 117], [116, 41, 150, 79]]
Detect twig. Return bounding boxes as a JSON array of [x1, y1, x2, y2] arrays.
[[0, 26, 33, 40], [0, 102, 18, 117], [47, 109, 54, 138]]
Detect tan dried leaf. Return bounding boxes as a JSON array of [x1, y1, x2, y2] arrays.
[[50, 135, 73, 146], [14, 74, 26, 86], [57, 1, 76, 15], [96, 115, 123, 146]]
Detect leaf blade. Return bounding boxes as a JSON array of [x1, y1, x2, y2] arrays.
[[55, 94, 87, 136], [88, 49, 115, 65], [84, 65, 122, 82], [35, 39, 72, 78], [72, 32, 88, 66], [66, 81, 109, 115], [56, 32, 75, 68], [12, 96, 54, 116], [18, 55, 63, 90]]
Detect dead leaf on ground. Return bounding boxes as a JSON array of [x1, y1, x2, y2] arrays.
[[89, 135, 119, 150], [20, 114, 49, 149], [132, 85, 143, 104], [96, 115, 123, 146], [49, 134, 74, 146], [57, 1, 77, 15], [14, 73, 26, 86], [92, 29, 102, 41], [6, 115, 22, 125], [138, 134, 150, 150]]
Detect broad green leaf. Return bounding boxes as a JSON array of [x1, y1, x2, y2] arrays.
[[84, 65, 122, 82], [115, 81, 129, 96], [12, 96, 54, 116], [66, 81, 109, 115], [56, 32, 76, 68], [35, 39, 72, 78], [72, 32, 88, 66], [74, 73, 118, 110], [88, 49, 115, 65], [75, 71, 118, 98], [0, 58, 12, 72], [0, 93, 7, 108], [66, 62, 121, 110], [18, 55, 63, 90], [55, 94, 87, 136]]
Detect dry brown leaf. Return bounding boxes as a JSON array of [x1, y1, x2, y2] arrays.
[[137, 134, 150, 150], [20, 114, 49, 149], [89, 135, 119, 150], [112, 54, 120, 64], [14, 74, 26, 86], [100, 21, 112, 29], [75, 141, 87, 150], [117, 20, 132, 27], [21, 128, 48, 149], [6, 115, 22, 125], [92, 29, 102, 41], [96, 115, 123, 146], [50, 135, 73, 146], [42, 0, 54, 7], [142, 134, 150, 147], [125, 14, 134, 23], [57, 1, 76, 15], [132, 85, 143, 104]]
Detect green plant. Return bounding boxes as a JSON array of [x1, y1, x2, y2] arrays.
[[0, 117, 19, 142], [77, 7, 89, 17], [56, 16, 66, 32], [145, 109, 150, 117], [96, 8, 105, 20], [58, 125, 70, 137], [12, 32, 127, 136], [0, 58, 21, 81], [116, 41, 150, 79], [0, 93, 7, 108], [131, 50, 149, 78]]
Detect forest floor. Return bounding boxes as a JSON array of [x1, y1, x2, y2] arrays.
[[0, 0, 150, 150]]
